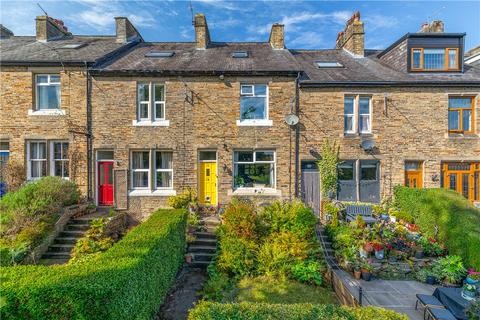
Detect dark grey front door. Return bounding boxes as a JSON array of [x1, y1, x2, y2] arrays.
[[301, 161, 320, 216]]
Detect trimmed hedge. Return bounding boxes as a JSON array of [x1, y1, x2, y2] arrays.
[[188, 301, 408, 320], [394, 186, 480, 269], [0, 209, 187, 320]]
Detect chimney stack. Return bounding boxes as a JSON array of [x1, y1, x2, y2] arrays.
[[35, 16, 71, 42], [335, 11, 364, 57], [115, 17, 143, 43], [194, 13, 211, 49], [269, 23, 285, 49], [0, 24, 14, 39], [419, 20, 444, 33]]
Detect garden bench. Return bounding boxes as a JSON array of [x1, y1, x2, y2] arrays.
[[425, 307, 456, 320], [345, 205, 376, 224], [415, 294, 445, 319]]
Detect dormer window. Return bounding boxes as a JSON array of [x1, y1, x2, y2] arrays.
[[411, 48, 459, 71]]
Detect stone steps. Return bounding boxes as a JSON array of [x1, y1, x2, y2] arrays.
[[186, 215, 219, 268]]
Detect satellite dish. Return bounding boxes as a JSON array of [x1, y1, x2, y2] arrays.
[[284, 114, 299, 126], [361, 139, 375, 151]]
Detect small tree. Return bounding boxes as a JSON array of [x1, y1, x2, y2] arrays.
[[2, 160, 25, 192], [316, 139, 340, 199]]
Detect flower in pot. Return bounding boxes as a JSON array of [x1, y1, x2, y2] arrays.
[[461, 283, 477, 300], [358, 242, 368, 258], [364, 241, 374, 254], [414, 244, 425, 259], [353, 259, 362, 280], [361, 262, 374, 281], [466, 269, 480, 285], [373, 242, 385, 260]]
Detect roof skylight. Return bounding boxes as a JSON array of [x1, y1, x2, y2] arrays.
[[145, 51, 175, 58], [315, 61, 344, 68], [232, 51, 249, 58], [59, 43, 86, 49]]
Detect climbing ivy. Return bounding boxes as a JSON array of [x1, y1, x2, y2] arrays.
[[316, 139, 340, 198]]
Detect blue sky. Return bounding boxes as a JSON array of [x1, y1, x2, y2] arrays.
[[1, 1, 479, 51]]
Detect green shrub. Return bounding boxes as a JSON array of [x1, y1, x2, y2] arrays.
[[290, 259, 324, 286], [221, 199, 260, 240], [394, 186, 480, 269], [432, 255, 467, 285], [70, 217, 114, 262], [0, 209, 186, 320], [168, 187, 197, 209], [188, 301, 408, 320], [217, 236, 258, 278], [202, 264, 236, 302]]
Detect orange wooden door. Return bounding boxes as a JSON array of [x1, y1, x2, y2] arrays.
[[405, 161, 423, 189]]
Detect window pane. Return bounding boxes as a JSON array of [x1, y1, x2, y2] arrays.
[[449, 98, 472, 109], [138, 84, 149, 102], [359, 115, 370, 133], [412, 49, 421, 68], [37, 75, 48, 83], [423, 49, 445, 69], [54, 143, 62, 159], [448, 110, 460, 131], [235, 151, 253, 162], [255, 151, 274, 162], [361, 163, 377, 180], [37, 85, 60, 109], [133, 172, 148, 188], [463, 110, 472, 131], [448, 49, 457, 69], [139, 103, 149, 119], [235, 163, 273, 188], [255, 85, 267, 96], [344, 116, 353, 132], [31, 142, 46, 159], [405, 161, 420, 171], [156, 152, 172, 169], [50, 75, 60, 83], [199, 151, 216, 161], [449, 173, 457, 190], [240, 96, 266, 120], [241, 85, 253, 95], [156, 171, 172, 188], [344, 97, 354, 114], [54, 161, 63, 177], [107, 163, 112, 184], [154, 85, 164, 102], [97, 150, 113, 160], [155, 103, 164, 119], [31, 161, 46, 178], [338, 162, 354, 181], [359, 98, 370, 115], [132, 152, 149, 169], [0, 141, 9, 150]]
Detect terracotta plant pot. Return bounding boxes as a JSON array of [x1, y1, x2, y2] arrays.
[[354, 270, 362, 280], [185, 254, 192, 263]]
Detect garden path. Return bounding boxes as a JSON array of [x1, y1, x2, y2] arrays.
[[156, 266, 207, 320]]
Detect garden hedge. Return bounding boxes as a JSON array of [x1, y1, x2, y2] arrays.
[[394, 186, 480, 269], [188, 301, 408, 320], [0, 209, 187, 320]]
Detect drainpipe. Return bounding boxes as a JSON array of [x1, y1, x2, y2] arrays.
[[294, 72, 301, 198], [86, 66, 93, 201]]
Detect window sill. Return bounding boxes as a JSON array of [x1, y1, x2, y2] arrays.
[[228, 188, 281, 196], [28, 109, 65, 116], [129, 189, 176, 197], [132, 120, 170, 127], [236, 119, 273, 127], [343, 133, 373, 138], [447, 133, 479, 140]]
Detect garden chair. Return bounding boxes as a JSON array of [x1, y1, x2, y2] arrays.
[[345, 205, 376, 224], [415, 294, 446, 320], [425, 307, 456, 320]]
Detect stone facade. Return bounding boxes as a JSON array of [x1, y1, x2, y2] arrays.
[[0, 66, 89, 194], [90, 76, 296, 218], [335, 12, 364, 56], [299, 87, 480, 199]]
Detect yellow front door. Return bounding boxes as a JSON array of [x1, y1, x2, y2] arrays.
[[199, 162, 217, 205]]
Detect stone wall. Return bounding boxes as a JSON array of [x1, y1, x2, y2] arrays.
[[0, 66, 89, 194], [299, 86, 480, 199], [378, 39, 408, 72]]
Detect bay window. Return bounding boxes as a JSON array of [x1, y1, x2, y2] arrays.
[[233, 150, 275, 189], [448, 97, 474, 134], [35, 74, 61, 110]]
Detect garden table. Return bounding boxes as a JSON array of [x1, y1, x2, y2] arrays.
[[432, 287, 471, 319]]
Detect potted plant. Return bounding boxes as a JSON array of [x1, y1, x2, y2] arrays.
[[414, 244, 424, 259], [416, 268, 438, 285], [373, 242, 385, 260], [461, 283, 477, 300], [361, 262, 373, 281], [353, 259, 362, 280], [358, 241, 368, 258], [185, 253, 193, 263], [364, 241, 374, 254], [466, 269, 480, 285], [432, 255, 467, 287]]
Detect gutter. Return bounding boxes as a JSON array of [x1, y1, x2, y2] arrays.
[[0, 61, 91, 67], [89, 69, 302, 77], [300, 81, 480, 88]]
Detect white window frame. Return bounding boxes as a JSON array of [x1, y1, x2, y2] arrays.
[[134, 82, 169, 126], [344, 96, 356, 134], [237, 84, 272, 126], [233, 150, 276, 190], [343, 95, 372, 135], [154, 151, 173, 190], [35, 74, 61, 110], [130, 150, 151, 190], [27, 141, 47, 180], [50, 141, 69, 179]]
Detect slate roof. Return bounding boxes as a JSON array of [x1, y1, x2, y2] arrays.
[[292, 49, 480, 86], [93, 42, 302, 75], [0, 35, 128, 65]]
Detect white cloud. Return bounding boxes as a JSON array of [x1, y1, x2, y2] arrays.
[[209, 17, 241, 28], [364, 14, 399, 31], [289, 31, 324, 48], [193, 0, 247, 12]]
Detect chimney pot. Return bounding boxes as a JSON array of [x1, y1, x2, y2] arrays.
[[269, 23, 285, 49], [419, 20, 444, 33], [35, 15, 71, 42], [115, 17, 142, 43], [335, 11, 364, 57], [194, 13, 210, 49]]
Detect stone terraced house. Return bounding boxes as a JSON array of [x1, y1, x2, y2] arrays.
[[1, 12, 479, 218]]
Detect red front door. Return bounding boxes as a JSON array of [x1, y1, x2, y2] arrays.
[[98, 161, 114, 206]]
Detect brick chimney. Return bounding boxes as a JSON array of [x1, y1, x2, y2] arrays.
[[115, 17, 143, 43], [194, 13, 211, 49], [0, 24, 14, 39], [335, 11, 364, 57], [419, 20, 444, 33], [269, 23, 285, 49], [36, 16, 71, 42]]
